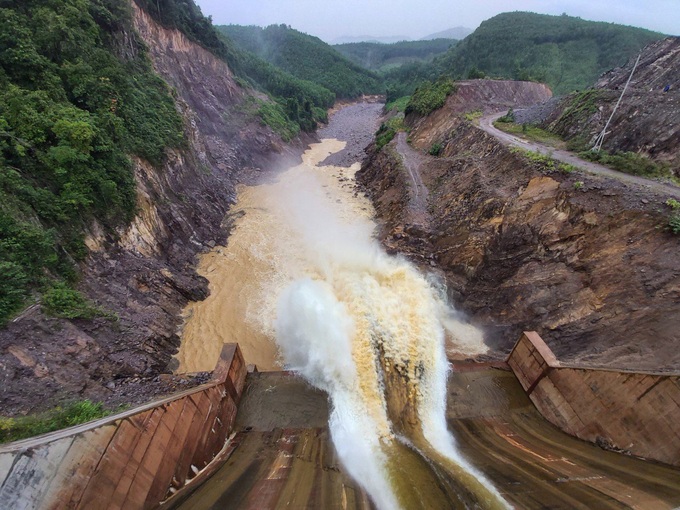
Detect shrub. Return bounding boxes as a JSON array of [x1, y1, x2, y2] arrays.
[[580, 150, 672, 179], [41, 283, 103, 320], [669, 214, 680, 235], [375, 123, 396, 151], [405, 79, 457, 116], [666, 198, 680, 210], [429, 142, 443, 156], [0, 400, 111, 443], [497, 108, 515, 123]]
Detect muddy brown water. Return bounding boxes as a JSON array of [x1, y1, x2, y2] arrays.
[[175, 127, 680, 509], [177, 139, 372, 372]]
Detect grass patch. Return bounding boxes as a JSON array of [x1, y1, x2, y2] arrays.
[[405, 79, 457, 116], [0, 400, 112, 443], [257, 100, 300, 142], [385, 96, 411, 113], [494, 121, 565, 148], [464, 110, 483, 122], [510, 147, 574, 175], [579, 150, 673, 180], [374, 115, 408, 151]]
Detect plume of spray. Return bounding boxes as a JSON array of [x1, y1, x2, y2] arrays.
[[272, 152, 508, 509]]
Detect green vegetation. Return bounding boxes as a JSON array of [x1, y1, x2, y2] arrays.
[[429, 142, 443, 156], [494, 121, 565, 148], [666, 199, 680, 210], [553, 89, 607, 136], [0, 0, 186, 326], [667, 200, 680, 234], [510, 147, 581, 176], [41, 282, 114, 320], [0, 400, 112, 443], [431, 12, 663, 95], [573, 180, 584, 190], [464, 110, 483, 122], [385, 96, 411, 113], [405, 79, 456, 116], [218, 24, 383, 99], [333, 39, 457, 72], [134, 1, 334, 130], [497, 108, 515, 123], [374, 116, 407, 151], [580, 150, 673, 180]]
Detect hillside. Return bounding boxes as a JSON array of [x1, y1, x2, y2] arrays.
[[218, 24, 383, 98], [0, 0, 184, 326], [357, 78, 680, 372], [133, 0, 336, 133], [421, 27, 472, 41], [334, 39, 457, 72], [531, 37, 680, 177], [0, 0, 308, 414], [433, 12, 665, 95]]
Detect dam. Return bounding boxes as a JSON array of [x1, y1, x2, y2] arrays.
[[1, 103, 679, 509]]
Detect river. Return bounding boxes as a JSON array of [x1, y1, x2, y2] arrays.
[[176, 125, 512, 508]]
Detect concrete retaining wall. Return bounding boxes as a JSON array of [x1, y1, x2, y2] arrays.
[[508, 331, 680, 467], [0, 344, 246, 510]]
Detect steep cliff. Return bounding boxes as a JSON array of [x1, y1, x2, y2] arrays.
[[358, 81, 680, 371], [0, 3, 300, 414]]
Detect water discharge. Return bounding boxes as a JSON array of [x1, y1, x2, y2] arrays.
[[179, 139, 509, 509]]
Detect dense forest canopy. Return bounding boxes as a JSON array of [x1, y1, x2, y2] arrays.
[[0, 0, 186, 325], [333, 39, 457, 72], [432, 12, 665, 94], [218, 24, 383, 99]]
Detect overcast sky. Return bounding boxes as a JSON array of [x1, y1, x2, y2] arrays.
[[193, 0, 679, 42]]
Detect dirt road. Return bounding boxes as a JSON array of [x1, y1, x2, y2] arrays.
[[395, 132, 430, 227], [479, 112, 680, 200]]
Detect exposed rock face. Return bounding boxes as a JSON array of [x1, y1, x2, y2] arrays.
[[357, 83, 680, 371], [0, 4, 301, 414], [531, 37, 680, 176]]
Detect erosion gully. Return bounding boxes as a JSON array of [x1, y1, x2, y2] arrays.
[[174, 103, 680, 510]]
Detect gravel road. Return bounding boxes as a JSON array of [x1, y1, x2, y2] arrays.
[[478, 112, 680, 200]]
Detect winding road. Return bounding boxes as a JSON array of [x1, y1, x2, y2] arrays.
[[479, 112, 680, 200]]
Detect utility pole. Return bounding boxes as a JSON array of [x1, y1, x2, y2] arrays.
[[592, 51, 642, 152]]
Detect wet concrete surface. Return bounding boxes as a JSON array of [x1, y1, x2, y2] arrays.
[[178, 368, 680, 509]]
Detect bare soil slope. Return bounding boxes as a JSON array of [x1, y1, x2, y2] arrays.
[[358, 80, 680, 371]]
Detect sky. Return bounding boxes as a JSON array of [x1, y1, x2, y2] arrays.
[[193, 0, 679, 42]]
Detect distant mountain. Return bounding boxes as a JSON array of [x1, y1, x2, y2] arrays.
[[218, 25, 383, 99], [334, 39, 457, 72], [421, 27, 472, 41], [432, 12, 665, 94], [330, 35, 412, 45]]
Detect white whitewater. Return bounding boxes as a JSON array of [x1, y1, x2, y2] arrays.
[[272, 141, 509, 509], [179, 139, 508, 508]]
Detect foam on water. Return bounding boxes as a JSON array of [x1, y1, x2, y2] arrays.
[[272, 141, 509, 509]]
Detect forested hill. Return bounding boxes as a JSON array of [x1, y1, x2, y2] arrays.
[[0, 0, 338, 328], [0, 0, 186, 325], [333, 39, 457, 72], [134, 0, 335, 126], [434, 12, 665, 94], [218, 24, 383, 98]]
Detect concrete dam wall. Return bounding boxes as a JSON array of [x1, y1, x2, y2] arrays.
[[0, 344, 247, 510], [508, 331, 680, 467]]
